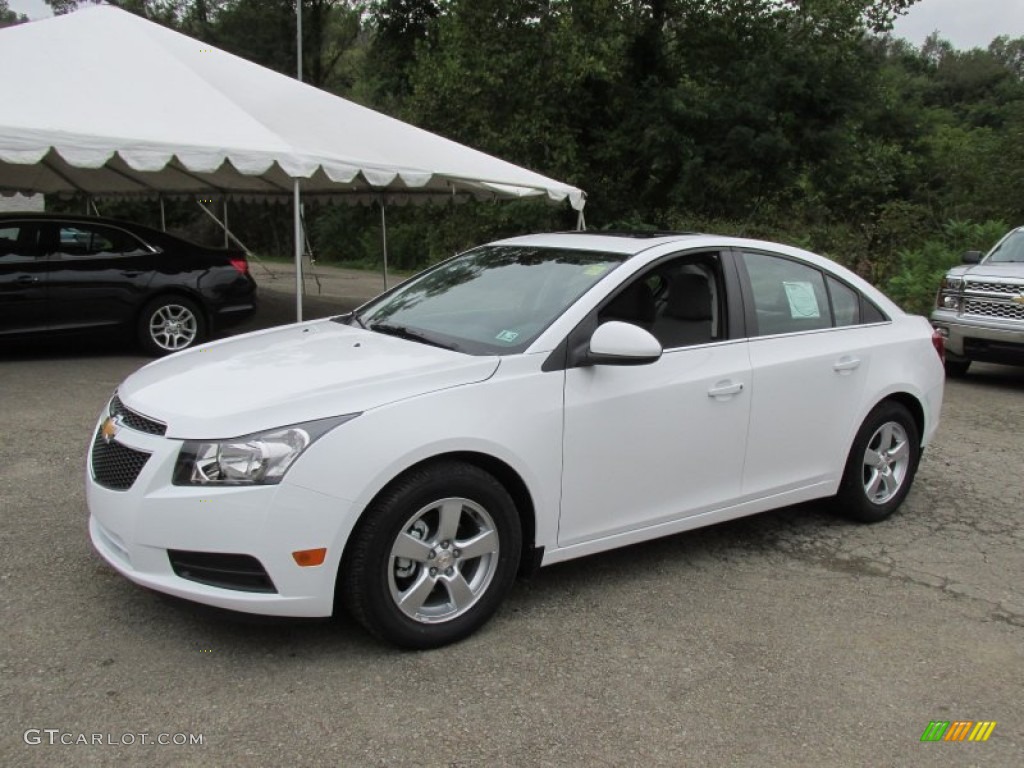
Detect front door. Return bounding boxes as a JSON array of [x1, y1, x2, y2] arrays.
[[558, 251, 752, 546]]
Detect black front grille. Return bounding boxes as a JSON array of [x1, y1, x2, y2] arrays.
[[91, 430, 152, 491], [168, 550, 277, 593], [110, 394, 166, 436]]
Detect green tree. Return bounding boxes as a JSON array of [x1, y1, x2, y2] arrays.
[[0, 0, 28, 26]]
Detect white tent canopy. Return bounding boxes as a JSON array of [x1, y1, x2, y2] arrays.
[[0, 5, 586, 210]]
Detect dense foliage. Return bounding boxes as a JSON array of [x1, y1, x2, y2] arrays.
[[38, 0, 1024, 309]]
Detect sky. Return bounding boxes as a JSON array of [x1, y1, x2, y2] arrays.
[[7, 0, 1024, 51]]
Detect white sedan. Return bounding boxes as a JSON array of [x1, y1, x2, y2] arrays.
[[86, 232, 945, 648]]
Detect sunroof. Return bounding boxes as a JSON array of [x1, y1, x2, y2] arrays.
[[564, 230, 699, 239]]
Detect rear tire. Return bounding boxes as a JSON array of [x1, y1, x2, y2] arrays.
[[138, 296, 205, 356], [836, 401, 921, 523], [340, 461, 522, 649]]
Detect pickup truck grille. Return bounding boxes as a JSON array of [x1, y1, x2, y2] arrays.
[[963, 299, 1024, 321], [964, 280, 1022, 296]]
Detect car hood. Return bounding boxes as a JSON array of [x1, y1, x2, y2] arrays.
[[949, 263, 1024, 280], [119, 319, 500, 439]]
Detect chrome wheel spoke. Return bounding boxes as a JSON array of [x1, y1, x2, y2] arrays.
[[437, 499, 463, 542], [457, 529, 498, 560], [888, 440, 910, 465], [398, 571, 436, 615], [443, 573, 475, 612], [878, 423, 895, 452], [864, 447, 883, 468], [865, 470, 884, 500], [392, 531, 433, 562]]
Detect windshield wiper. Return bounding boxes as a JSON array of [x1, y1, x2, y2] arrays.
[[369, 322, 458, 351]]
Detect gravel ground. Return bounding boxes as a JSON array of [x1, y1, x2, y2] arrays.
[[1, 268, 1021, 767]]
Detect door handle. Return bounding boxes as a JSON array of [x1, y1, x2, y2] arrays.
[[833, 356, 861, 374], [16, 275, 39, 284], [707, 380, 744, 398]]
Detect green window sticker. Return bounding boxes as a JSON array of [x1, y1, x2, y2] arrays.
[[783, 281, 820, 319], [584, 264, 610, 276], [495, 330, 520, 343]]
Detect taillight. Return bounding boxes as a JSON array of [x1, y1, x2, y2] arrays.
[[931, 329, 945, 363], [229, 257, 248, 275]]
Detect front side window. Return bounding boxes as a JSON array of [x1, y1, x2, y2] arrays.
[[598, 252, 725, 349], [354, 245, 626, 355]]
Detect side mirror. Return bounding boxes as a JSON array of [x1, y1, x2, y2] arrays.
[[585, 321, 662, 366], [962, 250, 983, 264]]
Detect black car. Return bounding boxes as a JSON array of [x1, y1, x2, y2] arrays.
[[0, 213, 257, 355]]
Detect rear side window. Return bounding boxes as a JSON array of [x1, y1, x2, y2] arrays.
[[827, 276, 860, 327], [742, 251, 831, 335], [55, 224, 143, 258]]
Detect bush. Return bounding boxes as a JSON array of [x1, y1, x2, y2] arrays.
[[884, 219, 1008, 315]]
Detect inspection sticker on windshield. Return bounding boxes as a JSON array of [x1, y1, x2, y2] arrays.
[[783, 281, 821, 319], [584, 264, 610, 276], [495, 330, 520, 343]]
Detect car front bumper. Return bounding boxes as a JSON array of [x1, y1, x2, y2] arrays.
[[930, 310, 1024, 365], [85, 416, 351, 618]]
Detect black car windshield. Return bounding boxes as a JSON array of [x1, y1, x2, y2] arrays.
[[352, 245, 626, 355], [988, 230, 1024, 263]]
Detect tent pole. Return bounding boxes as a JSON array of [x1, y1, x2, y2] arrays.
[[296, 1, 303, 83], [223, 198, 229, 247], [294, 178, 303, 322], [159, 196, 166, 231], [380, 199, 389, 291]]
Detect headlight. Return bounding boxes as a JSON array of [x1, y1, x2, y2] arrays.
[[942, 276, 963, 291], [173, 414, 359, 486]]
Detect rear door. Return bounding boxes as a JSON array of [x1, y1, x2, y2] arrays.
[[42, 221, 157, 331], [736, 249, 878, 497], [0, 221, 48, 336]]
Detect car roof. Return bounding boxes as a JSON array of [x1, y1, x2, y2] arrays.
[[492, 230, 821, 259], [0, 212, 148, 230]]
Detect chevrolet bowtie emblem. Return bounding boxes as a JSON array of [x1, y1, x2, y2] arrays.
[[101, 416, 119, 444], [1013, 294, 1024, 305]]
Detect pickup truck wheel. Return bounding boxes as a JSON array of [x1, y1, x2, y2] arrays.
[[836, 402, 921, 523], [944, 358, 971, 377], [340, 461, 521, 649]]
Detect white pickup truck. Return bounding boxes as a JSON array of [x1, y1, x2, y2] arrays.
[[931, 226, 1024, 376]]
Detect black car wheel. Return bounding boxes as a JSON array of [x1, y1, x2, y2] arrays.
[[340, 461, 522, 649], [138, 296, 205, 355], [836, 401, 921, 523]]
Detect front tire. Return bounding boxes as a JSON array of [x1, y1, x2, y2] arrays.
[[836, 401, 921, 523], [138, 296, 205, 356], [340, 461, 522, 649]]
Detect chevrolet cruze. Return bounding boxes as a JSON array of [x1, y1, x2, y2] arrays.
[[86, 232, 944, 648]]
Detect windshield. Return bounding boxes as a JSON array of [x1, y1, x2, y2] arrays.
[[353, 245, 626, 355], [987, 229, 1024, 263]]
